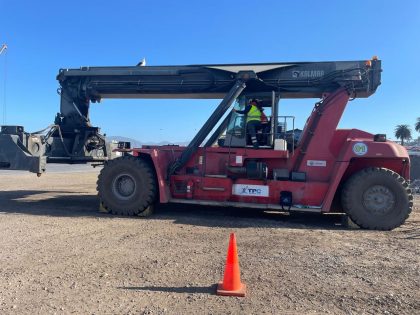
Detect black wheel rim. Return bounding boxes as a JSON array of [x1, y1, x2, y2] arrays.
[[112, 173, 137, 200], [362, 185, 395, 215]]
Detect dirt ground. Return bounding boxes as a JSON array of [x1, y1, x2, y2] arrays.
[[0, 167, 419, 315]]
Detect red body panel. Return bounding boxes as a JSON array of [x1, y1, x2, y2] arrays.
[[128, 89, 410, 212]]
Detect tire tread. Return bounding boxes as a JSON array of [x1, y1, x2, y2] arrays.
[[96, 156, 157, 216], [342, 167, 412, 230]]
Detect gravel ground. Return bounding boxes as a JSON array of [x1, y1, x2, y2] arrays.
[[0, 169, 419, 315]]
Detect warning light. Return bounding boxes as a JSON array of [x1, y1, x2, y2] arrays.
[[366, 60, 372, 67], [372, 56, 378, 60], [374, 134, 386, 142]]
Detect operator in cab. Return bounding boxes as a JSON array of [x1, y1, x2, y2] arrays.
[[233, 99, 262, 149]]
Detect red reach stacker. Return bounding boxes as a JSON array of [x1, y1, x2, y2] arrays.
[[0, 57, 413, 229]]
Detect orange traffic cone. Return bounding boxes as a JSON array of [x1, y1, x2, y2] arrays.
[[216, 233, 246, 297]]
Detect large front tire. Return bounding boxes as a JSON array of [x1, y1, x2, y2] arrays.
[[97, 156, 157, 216], [341, 167, 413, 230]]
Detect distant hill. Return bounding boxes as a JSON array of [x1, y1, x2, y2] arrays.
[[106, 136, 189, 148]]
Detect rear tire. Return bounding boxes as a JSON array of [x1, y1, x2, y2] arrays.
[[341, 167, 413, 230], [97, 156, 157, 216]]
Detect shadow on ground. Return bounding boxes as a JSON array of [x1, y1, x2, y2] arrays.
[[0, 189, 359, 230], [396, 220, 420, 239], [118, 285, 217, 294], [0, 190, 100, 217]]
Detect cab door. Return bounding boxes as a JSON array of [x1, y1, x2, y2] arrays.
[[224, 97, 247, 147]]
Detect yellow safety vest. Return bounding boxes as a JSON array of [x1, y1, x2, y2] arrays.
[[246, 105, 261, 123]]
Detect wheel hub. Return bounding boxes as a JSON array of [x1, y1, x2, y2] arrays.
[[112, 174, 136, 200], [363, 185, 395, 215]]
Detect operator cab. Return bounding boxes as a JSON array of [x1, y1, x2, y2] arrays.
[[216, 92, 298, 151]]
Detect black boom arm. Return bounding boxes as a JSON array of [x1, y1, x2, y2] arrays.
[[0, 58, 381, 174]]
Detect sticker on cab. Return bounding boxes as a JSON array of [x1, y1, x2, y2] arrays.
[[307, 160, 327, 167], [352, 142, 368, 156]]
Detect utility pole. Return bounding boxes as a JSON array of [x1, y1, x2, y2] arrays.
[[0, 44, 7, 124], [0, 44, 7, 55]]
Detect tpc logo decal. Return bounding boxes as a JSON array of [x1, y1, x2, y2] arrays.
[[241, 186, 262, 195], [232, 184, 269, 197]]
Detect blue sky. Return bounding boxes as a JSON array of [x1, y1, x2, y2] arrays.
[[0, 0, 419, 143]]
